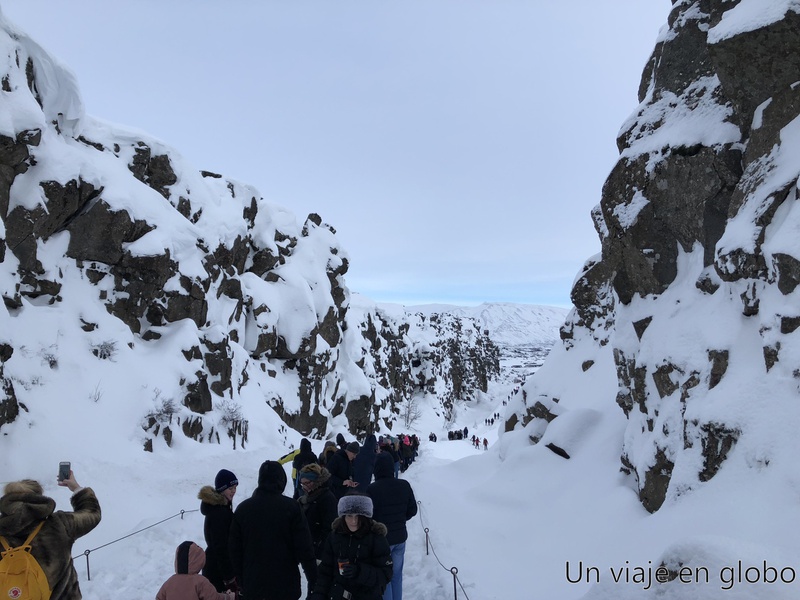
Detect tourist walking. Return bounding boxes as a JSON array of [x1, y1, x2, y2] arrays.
[[198, 468, 238, 594], [366, 452, 417, 600], [229, 461, 317, 600], [310, 493, 393, 600]]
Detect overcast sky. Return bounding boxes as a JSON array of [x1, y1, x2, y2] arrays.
[[2, 1, 671, 308]]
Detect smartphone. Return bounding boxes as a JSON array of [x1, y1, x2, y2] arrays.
[[58, 461, 71, 482]]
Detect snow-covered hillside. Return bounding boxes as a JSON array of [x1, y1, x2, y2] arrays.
[[0, 6, 500, 447], [409, 301, 569, 346], [408, 301, 570, 390]]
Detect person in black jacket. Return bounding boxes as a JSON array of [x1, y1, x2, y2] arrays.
[[352, 434, 378, 488], [366, 453, 417, 600], [378, 437, 401, 479], [310, 493, 392, 600], [229, 460, 317, 600], [199, 469, 239, 594], [297, 463, 338, 560], [292, 438, 319, 499], [327, 441, 360, 499]]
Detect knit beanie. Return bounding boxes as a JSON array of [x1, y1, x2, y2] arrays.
[[214, 469, 238, 493], [299, 463, 322, 481], [338, 493, 373, 518], [346, 441, 360, 454]]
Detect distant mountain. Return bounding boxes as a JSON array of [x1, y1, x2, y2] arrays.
[[405, 302, 569, 346]]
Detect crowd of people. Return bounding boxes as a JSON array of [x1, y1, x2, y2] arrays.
[[182, 432, 419, 600], [0, 427, 434, 600]]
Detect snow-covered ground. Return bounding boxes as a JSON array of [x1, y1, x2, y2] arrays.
[[7, 352, 799, 600]]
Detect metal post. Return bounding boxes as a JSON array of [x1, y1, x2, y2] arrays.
[[451, 567, 459, 599], [424, 527, 430, 556], [83, 550, 92, 581]]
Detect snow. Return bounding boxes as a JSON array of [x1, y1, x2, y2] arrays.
[[4, 269, 797, 600], [612, 190, 649, 230], [3, 4, 800, 600], [708, 0, 800, 44], [620, 75, 742, 167]]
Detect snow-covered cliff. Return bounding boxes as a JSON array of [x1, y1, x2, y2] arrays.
[[513, 0, 800, 512], [0, 7, 499, 450]]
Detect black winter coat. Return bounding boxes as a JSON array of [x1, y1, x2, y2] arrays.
[[229, 462, 317, 600], [325, 449, 353, 499], [292, 439, 319, 497], [298, 476, 338, 559], [365, 453, 417, 545], [198, 485, 234, 591], [312, 517, 392, 600], [351, 435, 377, 488]]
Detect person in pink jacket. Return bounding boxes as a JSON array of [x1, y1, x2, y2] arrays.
[[156, 541, 235, 600]]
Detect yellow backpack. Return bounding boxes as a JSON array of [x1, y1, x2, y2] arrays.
[[0, 521, 51, 600]]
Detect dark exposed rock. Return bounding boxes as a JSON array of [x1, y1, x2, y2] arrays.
[[774, 253, 800, 295], [763, 344, 780, 372], [531, 400, 557, 423], [128, 144, 177, 199], [632, 317, 652, 340], [652, 363, 680, 399], [639, 446, 674, 514], [780, 315, 800, 335], [545, 443, 570, 459], [66, 201, 149, 264], [699, 422, 739, 482], [707, 349, 728, 389], [0, 378, 19, 429]]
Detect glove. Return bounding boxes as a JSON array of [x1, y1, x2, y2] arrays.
[[224, 579, 238, 595], [341, 563, 358, 578]]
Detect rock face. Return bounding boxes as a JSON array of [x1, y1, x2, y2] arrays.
[[512, 2, 800, 513], [0, 14, 498, 449]]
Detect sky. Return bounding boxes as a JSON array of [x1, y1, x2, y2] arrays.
[[0, 0, 672, 308], [5, 2, 800, 598]]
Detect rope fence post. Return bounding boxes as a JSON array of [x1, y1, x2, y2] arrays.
[[82, 550, 91, 581], [415, 499, 470, 600], [73, 508, 200, 581]]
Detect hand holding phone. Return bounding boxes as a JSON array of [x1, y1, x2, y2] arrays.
[[58, 461, 71, 482]]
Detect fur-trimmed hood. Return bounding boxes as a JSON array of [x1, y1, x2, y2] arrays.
[[0, 483, 56, 536], [198, 485, 229, 507], [331, 516, 388, 538]]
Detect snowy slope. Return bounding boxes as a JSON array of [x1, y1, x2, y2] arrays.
[[408, 301, 569, 346]]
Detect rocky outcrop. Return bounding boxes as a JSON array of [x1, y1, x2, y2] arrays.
[[0, 14, 498, 450], [509, 2, 800, 513]]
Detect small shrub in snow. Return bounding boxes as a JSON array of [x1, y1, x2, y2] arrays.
[[92, 340, 117, 360]]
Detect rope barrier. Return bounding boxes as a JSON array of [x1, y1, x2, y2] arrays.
[[415, 500, 472, 600], [73, 508, 199, 580]]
